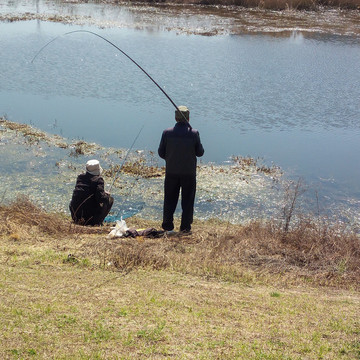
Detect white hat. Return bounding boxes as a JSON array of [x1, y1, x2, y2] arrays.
[[86, 159, 102, 176], [175, 105, 190, 121]]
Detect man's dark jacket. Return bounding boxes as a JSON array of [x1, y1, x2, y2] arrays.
[[69, 172, 110, 225], [158, 122, 204, 175]]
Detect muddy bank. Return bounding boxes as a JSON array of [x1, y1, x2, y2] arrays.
[[1, 1, 359, 36]]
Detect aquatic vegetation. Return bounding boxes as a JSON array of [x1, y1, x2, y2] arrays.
[[0, 118, 281, 221], [231, 155, 282, 176], [0, 117, 68, 149], [69, 140, 101, 157], [55, 0, 360, 11], [104, 160, 164, 179]]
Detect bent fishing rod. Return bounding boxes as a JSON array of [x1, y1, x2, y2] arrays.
[[31, 30, 191, 126]]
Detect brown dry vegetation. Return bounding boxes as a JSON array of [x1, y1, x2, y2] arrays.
[[104, 160, 165, 179], [94, 218, 360, 289], [0, 117, 68, 148], [1, 196, 359, 289], [0, 196, 105, 238], [92, 0, 360, 10]]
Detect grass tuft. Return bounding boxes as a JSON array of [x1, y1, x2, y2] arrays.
[[1, 197, 359, 288], [0, 195, 106, 238]]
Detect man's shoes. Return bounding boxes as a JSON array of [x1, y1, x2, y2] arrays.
[[165, 230, 176, 236], [179, 229, 192, 235]]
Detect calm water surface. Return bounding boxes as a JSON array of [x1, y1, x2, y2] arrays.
[[1, 9, 360, 225]]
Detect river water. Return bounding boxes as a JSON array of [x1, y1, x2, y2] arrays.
[[0, 1, 359, 229]]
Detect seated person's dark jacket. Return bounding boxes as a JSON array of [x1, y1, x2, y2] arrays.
[[158, 122, 204, 175], [69, 172, 111, 225]]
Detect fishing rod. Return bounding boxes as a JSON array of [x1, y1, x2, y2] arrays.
[[31, 30, 191, 126], [108, 123, 145, 194]]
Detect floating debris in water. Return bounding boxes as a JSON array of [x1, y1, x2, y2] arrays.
[[69, 140, 102, 157]]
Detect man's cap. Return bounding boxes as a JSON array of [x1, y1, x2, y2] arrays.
[[175, 105, 190, 121], [86, 159, 102, 176]]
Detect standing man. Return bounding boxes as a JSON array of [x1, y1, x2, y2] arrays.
[[158, 105, 204, 233], [69, 159, 113, 226]]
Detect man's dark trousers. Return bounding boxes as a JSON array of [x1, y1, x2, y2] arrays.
[[162, 174, 196, 232], [92, 195, 114, 225]]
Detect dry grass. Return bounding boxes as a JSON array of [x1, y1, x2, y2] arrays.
[[2, 197, 359, 289], [231, 155, 281, 175], [0, 196, 106, 239], [99, 0, 360, 10], [0, 118, 46, 140], [88, 218, 360, 289], [103, 160, 164, 179], [69, 140, 101, 156]]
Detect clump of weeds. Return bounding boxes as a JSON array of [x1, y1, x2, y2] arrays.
[[1, 193, 359, 289]]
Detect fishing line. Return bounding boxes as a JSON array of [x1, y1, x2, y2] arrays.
[[32, 29, 193, 220], [108, 123, 145, 193], [31, 29, 191, 125]]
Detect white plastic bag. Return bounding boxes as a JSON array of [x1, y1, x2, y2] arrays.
[[107, 218, 129, 239]]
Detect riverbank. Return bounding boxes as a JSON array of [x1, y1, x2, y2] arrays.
[[1, 0, 359, 36], [2, 197, 359, 290], [1, 198, 359, 359], [68, 0, 360, 10]]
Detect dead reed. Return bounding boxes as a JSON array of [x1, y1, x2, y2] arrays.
[[0, 196, 105, 239], [229, 0, 360, 10], [69, 140, 101, 156], [103, 160, 164, 179], [100, 0, 360, 10], [84, 216, 360, 288], [1, 197, 359, 288]]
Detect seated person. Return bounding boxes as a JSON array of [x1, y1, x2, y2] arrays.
[[69, 159, 113, 226]]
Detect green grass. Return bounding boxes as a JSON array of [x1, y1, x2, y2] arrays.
[[1, 246, 360, 359]]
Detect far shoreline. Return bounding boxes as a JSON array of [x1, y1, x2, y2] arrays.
[[1, 2, 359, 38], [72, 0, 360, 10]]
